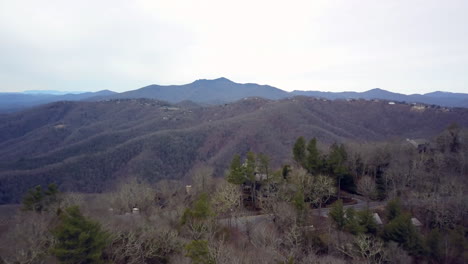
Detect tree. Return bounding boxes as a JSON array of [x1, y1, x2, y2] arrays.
[[345, 207, 365, 235], [226, 154, 244, 185], [22, 183, 60, 212], [386, 198, 402, 222], [191, 165, 215, 194], [357, 210, 378, 235], [22, 185, 44, 212], [181, 193, 214, 225], [328, 143, 350, 198], [382, 214, 425, 256], [329, 200, 346, 230], [282, 165, 292, 180], [338, 234, 385, 264], [308, 174, 335, 212], [305, 138, 321, 174], [107, 178, 156, 214], [293, 137, 307, 167], [257, 153, 271, 179], [212, 181, 241, 218], [185, 240, 213, 264], [50, 206, 109, 264], [357, 176, 377, 208], [245, 151, 256, 182], [292, 189, 306, 214]]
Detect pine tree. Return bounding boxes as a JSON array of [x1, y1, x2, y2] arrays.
[[306, 138, 321, 174], [329, 200, 346, 230], [293, 136, 307, 167], [22, 185, 44, 212], [185, 240, 213, 264], [386, 198, 402, 221], [328, 143, 349, 198], [50, 206, 109, 264], [22, 183, 60, 212], [226, 154, 244, 185]]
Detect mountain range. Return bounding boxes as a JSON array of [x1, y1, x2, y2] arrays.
[[1, 78, 467, 112], [1, 95, 467, 203]]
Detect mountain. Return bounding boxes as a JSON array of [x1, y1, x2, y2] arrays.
[[0, 90, 116, 113], [1, 97, 467, 204], [101, 78, 467, 107], [292, 88, 468, 108], [3, 79, 467, 111], [23, 90, 90, 95], [97, 77, 289, 104]]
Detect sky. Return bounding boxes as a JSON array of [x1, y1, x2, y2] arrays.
[[0, 0, 467, 94]]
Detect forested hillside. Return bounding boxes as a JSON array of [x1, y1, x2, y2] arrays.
[[1, 97, 467, 204]]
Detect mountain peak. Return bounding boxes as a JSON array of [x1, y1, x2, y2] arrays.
[[367, 88, 387, 93], [214, 77, 232, 82], [193, 77, 234, 84]]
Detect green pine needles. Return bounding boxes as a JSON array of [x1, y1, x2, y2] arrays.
[[50, 206, 109, 264]]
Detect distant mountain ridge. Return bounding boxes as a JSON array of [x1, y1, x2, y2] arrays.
[[0, 90, 116, 112], [98, 78, 468, 107], [291, 88, 468, 107], [1, 78, 467, 112]]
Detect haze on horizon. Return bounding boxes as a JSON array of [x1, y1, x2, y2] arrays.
[[0, 0, 467, 94]]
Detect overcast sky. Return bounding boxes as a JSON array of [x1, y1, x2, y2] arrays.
[[1, 0, 467, 94]]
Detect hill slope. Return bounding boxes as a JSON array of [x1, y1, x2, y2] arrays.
[[1, 97, 467, 204]]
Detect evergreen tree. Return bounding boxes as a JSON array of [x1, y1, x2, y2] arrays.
[[226, 154, 244, 185], [181, 193, 214, 225], [305, 138, 321, 174], [344, 207, 365, 235], [293, 137, 307, 167], [22, 185, 44, 212], [329, 200, 346, 230], [282, 165, 292, 180], [22, 183, 60, 212], [184, 240, 213, 264], [245, 151, 256, 182], [386, 198, 402, 221], [383, 213, 425, 256], [328, 143, 349, 198], [50, 206, 109, 264], [257, 153, 270, 178], [357, 209, 378, 234]]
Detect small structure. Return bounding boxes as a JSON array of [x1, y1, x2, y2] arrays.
[[406, 138, 430, 153], [388, 101, 396, 105], [185, 185, 192, 195], [254, 172, 268, 181], [373, 213, 383, 225], [411, 217, 422, 228], [132, 207, 140, 214]]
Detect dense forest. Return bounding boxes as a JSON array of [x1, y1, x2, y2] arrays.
[[1, 97, 468, 204], [1, 124, 466, 263]]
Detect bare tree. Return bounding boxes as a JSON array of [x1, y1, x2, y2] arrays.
[[190, 164, 215, 195], [106, 178, 156, 214], [356, 176, 376, 208], [337, 234, 385, 264], [309, 174, 336, 212], [1, 212, 54, 264]]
